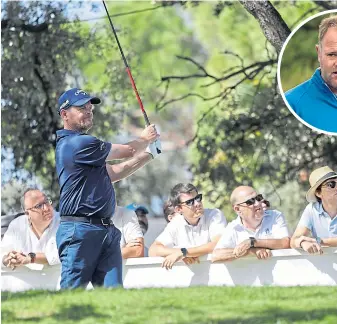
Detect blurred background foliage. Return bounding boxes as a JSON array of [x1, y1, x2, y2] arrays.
[[2, 0, 337, 232]]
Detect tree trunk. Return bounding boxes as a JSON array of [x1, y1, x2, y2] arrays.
[[239, 0, 291, 54]]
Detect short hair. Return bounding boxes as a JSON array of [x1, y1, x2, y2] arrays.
[[319, 15, 337, 45], [169, 183, 198, 207], [163, 199, 175, 223], [20, 187, 43, 211]]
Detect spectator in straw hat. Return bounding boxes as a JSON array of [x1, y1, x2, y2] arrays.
[[291, 166, 337, 253]]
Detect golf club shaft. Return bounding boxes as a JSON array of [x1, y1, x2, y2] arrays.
[[102, 1, 150, 126]]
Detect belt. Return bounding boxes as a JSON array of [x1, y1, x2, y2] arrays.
[[60, 216, 113, 226]]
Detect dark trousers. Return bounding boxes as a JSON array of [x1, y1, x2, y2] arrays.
[[56, 221, 122, 289]]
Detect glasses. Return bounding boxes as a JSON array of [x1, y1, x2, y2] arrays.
[[26, 197, 52, 211], [179, 194, 203, 207], [237, 194, 264, 206], [322, 180, 337, 189]]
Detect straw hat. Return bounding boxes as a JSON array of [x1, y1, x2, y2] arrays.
[[306, 166, 337, 202]]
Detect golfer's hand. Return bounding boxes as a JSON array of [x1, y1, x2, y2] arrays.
[[162, 250, 184, 270], [141, 124, 159, 143], [301, 241, 323, 255], [254, 248, 272, 260], [233, 239, 251, 258]]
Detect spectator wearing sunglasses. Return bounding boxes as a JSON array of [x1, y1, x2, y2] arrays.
[[149, 183, 227, 269], [1, 188, 60, 270], [212, 186, 290, 263], [291, 166, 337, 254]]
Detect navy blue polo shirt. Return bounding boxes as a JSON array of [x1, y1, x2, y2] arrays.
[[55, 129, 115, 219]]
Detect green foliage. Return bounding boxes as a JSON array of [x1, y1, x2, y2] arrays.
[[2, 286, 337, 323], [280, 14, 328, 91]]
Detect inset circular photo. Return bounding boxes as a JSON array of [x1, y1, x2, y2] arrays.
[[278, 10, 337, 135]]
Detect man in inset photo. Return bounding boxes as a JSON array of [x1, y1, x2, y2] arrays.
[[285, 15, 337, 134]]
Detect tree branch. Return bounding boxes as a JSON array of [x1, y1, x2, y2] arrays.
[[238, 0, 291, 54]]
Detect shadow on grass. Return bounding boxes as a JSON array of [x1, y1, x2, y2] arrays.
[[215, 307, 337, 324], [1, 304, 110, 323]]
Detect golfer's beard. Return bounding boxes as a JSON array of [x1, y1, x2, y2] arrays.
[[74, 120, 93, 133]]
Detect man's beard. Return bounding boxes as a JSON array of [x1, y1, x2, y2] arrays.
[[73, 120, 93, 133]]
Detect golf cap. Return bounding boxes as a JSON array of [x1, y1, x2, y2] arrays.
[[126, 203, 149, 214], [58, 88, 101, 113]]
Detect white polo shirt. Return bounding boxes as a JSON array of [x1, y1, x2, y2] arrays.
[[215, 209, 289, 249], [112, 206, 143, 248], [1, 211, 60, 267], [155, 208, 227, 248], [297, 202, 337, 238]]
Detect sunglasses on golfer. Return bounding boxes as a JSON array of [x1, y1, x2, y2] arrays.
[[322, 180, 337, 189], [180, 194, 203, 207], [238, 194, 264, 206]]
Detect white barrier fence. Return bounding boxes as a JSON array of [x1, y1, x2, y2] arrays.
[[2, 248, 337, 292]]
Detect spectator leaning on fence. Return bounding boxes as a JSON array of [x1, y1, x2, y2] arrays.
[[212, 186, 290, 263], [104, 205, 144, 287], [1, 188, 60, 270], [112, 206, 145, 259], [291, 166, 337, 254], [149, 183, 227, 269]]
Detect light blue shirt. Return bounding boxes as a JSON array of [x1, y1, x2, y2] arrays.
[[285, 68, 337, 133], [298, 202, 337, 238]]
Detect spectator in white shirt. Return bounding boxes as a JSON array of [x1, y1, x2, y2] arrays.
[[112, 206, 144, 259], [1, 188, 60, 270], [212, 186, 290, 263], [291, 166, 337, 254], [149, 183, 227, 269]]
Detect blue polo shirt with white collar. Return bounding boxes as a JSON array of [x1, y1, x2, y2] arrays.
[[285, 68, 337, 133], [55, 129, 115, 219], [298, 202, 337, 238]]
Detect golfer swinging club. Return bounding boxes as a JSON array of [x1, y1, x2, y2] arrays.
[[55, 88, 160, 289]]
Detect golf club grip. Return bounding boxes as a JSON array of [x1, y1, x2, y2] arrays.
[[126, 67, 150, 126]]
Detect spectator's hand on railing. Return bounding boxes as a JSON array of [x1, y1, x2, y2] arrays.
[[7, 252, 31, 269], [183, 257, 200, 266], [300, 241, 323, 255], [233, 239, 251, 258], [162, 250, 184, 270], [2, 251, 18, 270], [125, 238, 142, 248], [254, 248, 272, 260]]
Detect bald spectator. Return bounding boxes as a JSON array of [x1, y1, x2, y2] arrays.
[[212, 186, 290, 263], [291, 166, 337, 254], [1, 188, 60, 270], [163, 199, 178, 223], [149, 183, 227, 269]]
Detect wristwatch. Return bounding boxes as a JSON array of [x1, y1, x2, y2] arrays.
[[249, 237, 256, 248], [180, 248, 188, 257], [28, 252, 36, 263], [316, 237, 322, 245]]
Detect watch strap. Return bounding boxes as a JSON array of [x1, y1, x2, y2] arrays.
[[180, 248, 187, 257], [249, 237, 256, 248], [28, 252, 36, 263]]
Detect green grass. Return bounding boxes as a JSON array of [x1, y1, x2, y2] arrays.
[[2, 287, 337, 324]]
